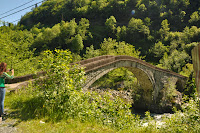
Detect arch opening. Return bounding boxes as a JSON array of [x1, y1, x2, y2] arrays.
[[175, 79, 185, 92]]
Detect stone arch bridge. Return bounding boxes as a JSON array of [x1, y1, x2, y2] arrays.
[[75, 55, 187, 112], [75, 55, 187, 96], [7, 55, 187, 112]]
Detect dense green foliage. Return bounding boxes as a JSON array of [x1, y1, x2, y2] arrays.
[[0, 25, 38, 76], [160, 96, 200, 132], [32, 18, 91, 54], [1, 0, 200, 76]]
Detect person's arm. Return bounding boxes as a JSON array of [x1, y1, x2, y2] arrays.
[[3, 70, 14, 79]]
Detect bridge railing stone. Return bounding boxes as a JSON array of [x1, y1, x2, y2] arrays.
[[72, 55, 113, 65], [114, 55, 187, 79], [83, 56, 116, 72], [6, 71, 46, 84], [81, 55, 186, 79]]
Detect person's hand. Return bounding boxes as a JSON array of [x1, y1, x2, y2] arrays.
[[11, 69, 14, 75]]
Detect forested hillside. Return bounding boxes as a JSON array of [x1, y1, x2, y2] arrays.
[[18, 0, 200, 75]]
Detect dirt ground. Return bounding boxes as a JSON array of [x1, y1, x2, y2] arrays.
[[0, 109, 18, 133]]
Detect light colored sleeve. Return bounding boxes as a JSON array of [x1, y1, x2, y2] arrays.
[[3, 72, 14, 79]]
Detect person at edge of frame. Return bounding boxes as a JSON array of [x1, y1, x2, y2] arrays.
[[0, 62, 14, 122]]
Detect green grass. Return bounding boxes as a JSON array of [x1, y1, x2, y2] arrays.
[[4, 92, 117, 133], [15, 119, 116, 133], [3, 88, 150, 133], [2, 91, 157, 133]]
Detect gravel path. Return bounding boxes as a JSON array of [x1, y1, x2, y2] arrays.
[[0, 119, 17, 133], [0, 82, 30, 133], [0, 111, 18, 133]]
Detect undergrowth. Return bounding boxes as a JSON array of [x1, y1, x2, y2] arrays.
[[5, 49, 140, 130]]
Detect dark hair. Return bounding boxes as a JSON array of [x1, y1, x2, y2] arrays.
[[0, 62, 7, 75]]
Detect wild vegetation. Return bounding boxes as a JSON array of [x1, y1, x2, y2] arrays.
[[1, 0, 200, 132], [5, 50, 200, 132]]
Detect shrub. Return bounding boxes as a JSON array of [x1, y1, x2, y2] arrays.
[[161, 96, 200, 133], [34, 49, 85, 120], [10, 49, 139, 130]]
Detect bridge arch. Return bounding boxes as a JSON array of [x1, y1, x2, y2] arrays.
[[87, 66, 154, 90], [81, 58, 157, 108], [78, 55, 187, 103], [83, 60, 154, 90]]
